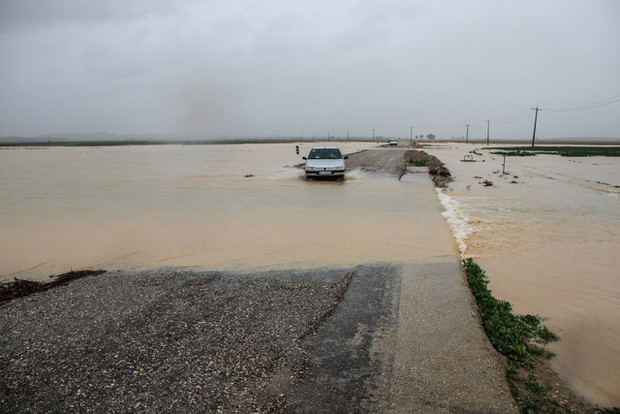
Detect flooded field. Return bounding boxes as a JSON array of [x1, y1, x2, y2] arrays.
[[0, 142, 455, 281], [426, 143, 619, 406]]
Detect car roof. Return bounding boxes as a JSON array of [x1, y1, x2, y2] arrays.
[[310, 146, 341, 150]]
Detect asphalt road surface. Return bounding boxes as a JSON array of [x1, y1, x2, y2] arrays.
[[345, 145, 412, 177]]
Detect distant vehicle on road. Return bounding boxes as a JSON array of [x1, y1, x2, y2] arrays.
[[389, 140, 398, 146], [303, 146, 348, 179]]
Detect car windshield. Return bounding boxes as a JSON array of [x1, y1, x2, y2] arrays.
[[308, 148, 342, 159]]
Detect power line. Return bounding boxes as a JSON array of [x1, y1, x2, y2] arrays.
[[546, 93, 620, 112], [494, 110, 531, 124]]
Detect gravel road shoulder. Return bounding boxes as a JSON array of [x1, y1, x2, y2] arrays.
[[1, 268, 353, 412], [1, 262, 517, 413]]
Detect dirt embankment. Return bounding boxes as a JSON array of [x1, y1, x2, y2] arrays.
[[403, 150, 452, 187]]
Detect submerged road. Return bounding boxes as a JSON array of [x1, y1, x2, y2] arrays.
[[0, 149, 517, 413]]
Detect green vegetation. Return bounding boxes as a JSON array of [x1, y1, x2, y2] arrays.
[[463, 259, 561, 412], [464, 258, 620, 412], [512, 371, 560, 413], [489, 146, 620, 157], [463, 258, 558, 368], [490, 150, 538, 157]]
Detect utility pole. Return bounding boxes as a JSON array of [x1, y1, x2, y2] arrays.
[[465, 124, 470, 144], [372, 129, 376, 142], [531, 106, 541, 148], [486, 120, 490, 146], [347, 130, 349, 141], [409, 126, 413, 142]]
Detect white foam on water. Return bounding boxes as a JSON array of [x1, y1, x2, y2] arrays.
[[436, 189, 471, 256]]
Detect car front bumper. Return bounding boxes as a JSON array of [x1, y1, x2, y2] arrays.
[[305, 169, 345, 177]]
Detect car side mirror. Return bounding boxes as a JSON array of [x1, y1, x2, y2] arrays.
[[302, 156, 307, 160]]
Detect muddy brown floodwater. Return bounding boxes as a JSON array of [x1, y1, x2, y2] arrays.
[[0, 142, 455, 280], [425, 143, 620, 407]]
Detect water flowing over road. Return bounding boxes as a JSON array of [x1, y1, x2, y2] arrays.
[[1, 143, 518, 412]]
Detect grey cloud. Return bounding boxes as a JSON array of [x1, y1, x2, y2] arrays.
[[0, 0, 177, 31], [1, 0, 619, 139]]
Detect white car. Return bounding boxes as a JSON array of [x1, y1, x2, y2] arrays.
[[303, 146, 348, 179]]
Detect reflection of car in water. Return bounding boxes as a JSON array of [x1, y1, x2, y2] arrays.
[[303, 146, 348, 179]]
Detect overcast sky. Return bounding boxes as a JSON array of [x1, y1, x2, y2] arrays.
[[1, 0, 619, 140]]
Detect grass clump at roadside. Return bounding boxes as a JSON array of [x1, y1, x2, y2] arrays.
[[488, 146, 620, 157], [463, 258, 558, 368], [464, 258, 620, 413], [463, 259, 600, 413]]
